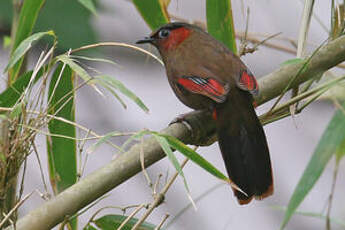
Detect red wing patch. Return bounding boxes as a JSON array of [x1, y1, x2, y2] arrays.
[[177, 76, 229, 103], [237, 70, 259, 96]]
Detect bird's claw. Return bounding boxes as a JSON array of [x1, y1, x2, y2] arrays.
[[169, 110, 217, 146], [169, 112, 196, 138]]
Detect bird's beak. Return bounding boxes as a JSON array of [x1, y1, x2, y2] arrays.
[[136, 37, 154, 44]]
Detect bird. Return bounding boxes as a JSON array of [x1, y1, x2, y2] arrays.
[[137, 22, 273, 205]]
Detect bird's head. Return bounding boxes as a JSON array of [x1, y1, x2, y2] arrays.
[[136, 22, 198, 52]]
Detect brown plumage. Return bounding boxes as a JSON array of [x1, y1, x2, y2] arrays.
[[137, 22, 273, 205]]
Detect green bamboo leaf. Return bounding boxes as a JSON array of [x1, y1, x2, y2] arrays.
[[274, 206, 345, 228], [314, 72, 345, 101], [280, 58, 304, 67], [87, 131, 123, 154], [56, 54, 92, 82], [5, 31, 55, 72], [83, 224, 98, 230], [281, 101, 345, 229], [335, 138, 345, 163], [270, 42, 325, 112], [132, 0, 169, 30], [94, 214, 156, 230], [206, 0, 237, 53], [3, 36, 11, 48], [0, 69, 44, 109], [78, 0, 97, 15], [90, 79, 127, 109], [1, 0, 98, 51], [9, 0, 46, 82], [71, 55, 120, 68], [152, 133, 190, 193], [95, 75, 149, 113], [34, 0, 97, 51], [121, 130, 151, 150], [157, 133, 228, 182], [47, 63, 77, 229], [9, 101, 25, 119], [0, 152, 6, 163], [318, 82, 345, 101]]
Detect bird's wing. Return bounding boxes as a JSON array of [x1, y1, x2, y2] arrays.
[[236, 70, 259, 96], [177, 76, 229, 103]]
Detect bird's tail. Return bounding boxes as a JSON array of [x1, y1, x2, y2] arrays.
[[214, 89, 273, 205]]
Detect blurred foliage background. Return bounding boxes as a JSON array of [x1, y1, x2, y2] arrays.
[[0, 0, 97, 51]]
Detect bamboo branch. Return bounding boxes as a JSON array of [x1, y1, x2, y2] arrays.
[[256, 35, 345, 104], [6, 35, 345, 230]]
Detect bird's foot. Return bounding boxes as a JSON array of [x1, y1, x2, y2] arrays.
[[169, 110, 217, 146], [169, 112, 196, 129]]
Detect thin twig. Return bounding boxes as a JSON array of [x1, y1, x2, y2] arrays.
[[118, 204, 145, 230], [0, 107, 124, 151], [131, 158, 189, 230], [241, 32, 283, 56], [267, 39, 327, 114], [239, 33, 296, 54], [238, 9, 283, 56], [70, 42, 163, 66], [153, 174, 163, 196], [18, 158, 27, 201], [260, 76, 343, 125], [82, 203, 144, 228], [78, 129, 91, 179], [155, 213, 170, 230], [326, 160, 339, 230], [238, 7, 250, 56], [262, 75, 345, 119], [0, 192, 34, 228], [261, 85, 332, 126], [140, 136, 153, 188], [83, 202, 123, 226], [47, 52, 68, 106], [31, 141, 50, 197], [165, 183, 224, 229], [24, 46, 55, 102], [297, 0, 328, 33]]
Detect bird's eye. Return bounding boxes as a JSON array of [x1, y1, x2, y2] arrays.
[[158, 29, 170, 38]]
